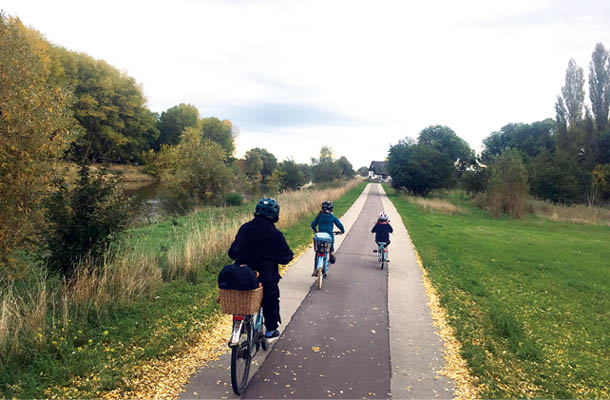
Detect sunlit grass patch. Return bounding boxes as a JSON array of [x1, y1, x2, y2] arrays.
[[407, 196, 465, 214], [528, 198, 610, 226]]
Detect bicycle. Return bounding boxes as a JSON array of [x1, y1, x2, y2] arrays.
[[373, 242, 388, 269], [220, 288, 268, 395], [313, 231, 342, 289]]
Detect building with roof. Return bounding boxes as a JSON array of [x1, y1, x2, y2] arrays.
[[368, 161, 389, 181]]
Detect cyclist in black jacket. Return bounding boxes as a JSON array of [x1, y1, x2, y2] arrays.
[[371, 211, 393, 250], [228, 197, 294, 340]]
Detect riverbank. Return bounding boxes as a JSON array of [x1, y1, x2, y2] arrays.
[[0, 180, 365, 399]]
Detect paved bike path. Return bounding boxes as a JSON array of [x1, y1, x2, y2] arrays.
[[242, 184, 390, 399], [180, 184, 455, 399]]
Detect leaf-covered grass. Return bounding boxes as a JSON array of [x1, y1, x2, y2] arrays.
[[385, 186, 610, 399], [0, 182, 366, 399]]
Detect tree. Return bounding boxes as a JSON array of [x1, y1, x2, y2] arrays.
[[486, 149, 529, 218], [277, 158, 308, 190], [159, 128, 234, 212], [300, 163, 312, 183], [588, 43, 610, 134], [44, 165, 131, 276], [311, 147, 341, 182], [528, 149, 581, 204], [357, 166, 369, 177], [0, 14, 74, 268], [562, 59, 586, 128], [156, 103, 199, 148], [387, 143, 453, 196], [337, 156, 356, 178], [481, 120, 555, 163], [248, 148, 278, 182], [243, 150, 264, 183], [319, 146, 334, 162], [418, 125, 473, 164], [59, 53, 157, 163], [460, 165, 489, 195], [200, 117, 236, 157]]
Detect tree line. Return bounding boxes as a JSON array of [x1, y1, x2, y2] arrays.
[[0, 13, 356, 272], [388, 42, 610, 213]]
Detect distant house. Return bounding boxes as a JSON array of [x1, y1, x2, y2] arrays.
[[368, 161, 389, 181]]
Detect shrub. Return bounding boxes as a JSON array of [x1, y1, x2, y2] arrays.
[[460, 165, 490, 195], [485, 149, 529, 218], [158, 129, 235, 214], [44, 165, 132, 277], [224, 192, 244, 206]]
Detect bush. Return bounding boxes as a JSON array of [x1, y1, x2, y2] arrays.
[[224, 192, 244, 206], [387, 143, 454, 196], [44, 165, 132, 277], [460, 165, 490, 195], [485, 149, 529, 218], [158, 129, 235, 214]]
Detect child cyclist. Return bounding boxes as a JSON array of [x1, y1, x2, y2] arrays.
[[371, 211, 393, 259], [228, 198, 294, 341], [310, 200, 345, 275]]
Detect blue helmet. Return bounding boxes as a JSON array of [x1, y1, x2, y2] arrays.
[[255, 197, 280, 220]]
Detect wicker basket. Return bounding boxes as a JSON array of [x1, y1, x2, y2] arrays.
[[219, 287, 263, 314]]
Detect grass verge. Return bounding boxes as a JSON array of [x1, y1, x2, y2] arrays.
[[385, 186, 610, 399], [0, 181, 366, 399]]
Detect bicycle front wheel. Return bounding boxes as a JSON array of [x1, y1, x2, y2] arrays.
[[230, 321, 252, 395]]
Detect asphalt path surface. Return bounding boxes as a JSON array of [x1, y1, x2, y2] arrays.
[[180, 184, 455, 399], [243, 184, 390, 399]]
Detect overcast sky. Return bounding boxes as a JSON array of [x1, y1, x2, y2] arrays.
[[3, 0, 610, 168]]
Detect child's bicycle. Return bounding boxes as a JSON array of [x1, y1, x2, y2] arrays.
[[373, 242, 388, 269], [313, 231, 342, 289], [219, 287, 268, 395]]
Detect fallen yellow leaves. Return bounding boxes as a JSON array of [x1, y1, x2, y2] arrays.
[[413, 246, 480, 400], [101, 312, 232, 400], [97, 246, 311, 400]]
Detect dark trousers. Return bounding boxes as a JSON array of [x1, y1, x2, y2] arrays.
[[261, 280, 281, 331]]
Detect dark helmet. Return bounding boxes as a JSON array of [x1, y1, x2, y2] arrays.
[[255, 197, 280, 220], [321, 200, 333, 213]]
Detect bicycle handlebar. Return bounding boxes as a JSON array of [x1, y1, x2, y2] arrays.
[[313, 230, 344, 235]]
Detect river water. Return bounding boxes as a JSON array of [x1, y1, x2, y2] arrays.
[[123, 181, 163, 221]]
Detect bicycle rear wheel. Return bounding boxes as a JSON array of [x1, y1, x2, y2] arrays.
[[317, 266, 323, 289], [230, 321, 252, 395], [316, 256, 324, 289]]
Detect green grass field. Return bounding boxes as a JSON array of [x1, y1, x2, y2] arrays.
[[385, 187, 610, 399], [0, 182, 366, 399]]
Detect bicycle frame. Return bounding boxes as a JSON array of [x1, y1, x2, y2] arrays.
[[315, 249, 330, 275], [313, 232, 337, 289], [377, 242, 387, 269], [229, 308, 263, 347]]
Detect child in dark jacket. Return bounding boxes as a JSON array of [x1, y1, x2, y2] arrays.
[[228, 197, 293, 340], [310, 200, 345, 271], [371, 212, 393, 255]]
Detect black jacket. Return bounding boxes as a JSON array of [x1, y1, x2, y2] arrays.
[[228, 215, 294, 283], [371, 222, 393, 243]]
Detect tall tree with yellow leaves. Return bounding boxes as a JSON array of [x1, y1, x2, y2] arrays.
[[0, 13, 73, 271]]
